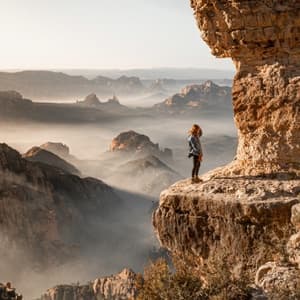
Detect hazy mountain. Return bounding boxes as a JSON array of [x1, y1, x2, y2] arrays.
[[22, 146, 81, 176], [112, 155, 182, 196], [0, 143, 123, 267], [148, 79, 167, 93], [0, 71, 146, 100], [40, 142, 74, 160], [76, 93, 131, 114], [0, 91, 137, 123], [153, 80, 232, 115], [120, 155, 175, 174], [53, 68, 234, 80], [0, 143, 157, 298]]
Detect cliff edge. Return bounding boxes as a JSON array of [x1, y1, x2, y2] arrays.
[[153, 0, 300, 295]]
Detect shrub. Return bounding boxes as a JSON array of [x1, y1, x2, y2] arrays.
[[136, 255, 253, 300], [136, 258, 208, 300]]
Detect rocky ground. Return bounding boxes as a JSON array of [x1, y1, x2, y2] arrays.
[[153, 176, 300, 282]]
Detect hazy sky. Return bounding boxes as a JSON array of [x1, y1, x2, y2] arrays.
[[1, 0, 233, 70]]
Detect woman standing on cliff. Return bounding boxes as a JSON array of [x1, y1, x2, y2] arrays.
[[188, 124, 203, 183]]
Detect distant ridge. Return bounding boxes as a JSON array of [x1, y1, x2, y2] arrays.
[[1, 68, 235, 80], [0, 70, 145, 100]]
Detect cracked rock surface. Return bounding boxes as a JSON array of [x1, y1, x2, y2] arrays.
[[153, 1, 300, 295]]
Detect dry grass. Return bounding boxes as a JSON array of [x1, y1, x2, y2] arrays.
[[136, 255, 252, 300]]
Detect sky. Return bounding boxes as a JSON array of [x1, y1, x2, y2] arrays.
[[1, 0, 234, 70]]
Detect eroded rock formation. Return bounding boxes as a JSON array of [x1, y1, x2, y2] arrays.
[[191, 0, 300, 176], [38, 269, 138, 300], [78, 93, 102, 106], [110, 131, 173, 160], [153, 0, 300, 296], [154, 80, 232, 115], [153, 177, 300, 279]]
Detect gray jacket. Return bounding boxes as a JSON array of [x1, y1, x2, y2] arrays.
[[188, 135, 203, 157]]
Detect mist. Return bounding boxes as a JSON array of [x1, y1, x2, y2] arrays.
[[0, 112, 236, 169], [0, 77, 237, 299]]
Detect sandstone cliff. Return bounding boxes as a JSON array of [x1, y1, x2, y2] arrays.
[[153, 0, 300, 296], [110, 130, 173, 161], [191, 0, 300, 177], [154, 80, 232, 115], [153, 177, 300, 279], [38, 269, 138, 300]]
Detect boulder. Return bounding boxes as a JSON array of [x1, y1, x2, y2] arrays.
[[255, 262, 300, 297]]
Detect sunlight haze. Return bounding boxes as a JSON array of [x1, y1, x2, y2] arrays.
[[1, 0, 233, 70]]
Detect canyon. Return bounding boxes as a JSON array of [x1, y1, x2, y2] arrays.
[[2, 1, 299, 298]]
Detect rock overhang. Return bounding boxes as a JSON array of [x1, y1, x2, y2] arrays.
[[153, 0, 300, 290]]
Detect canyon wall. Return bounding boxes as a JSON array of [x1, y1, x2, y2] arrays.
[[191, 0, 300, 176], [153, 0, 300, 295]]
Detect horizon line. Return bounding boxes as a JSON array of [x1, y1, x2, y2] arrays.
[[0, 66, 235, 72]]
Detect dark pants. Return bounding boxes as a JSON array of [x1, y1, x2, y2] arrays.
[[192, 155, 201, 177]]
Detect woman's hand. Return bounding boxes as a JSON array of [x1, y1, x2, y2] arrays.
[[198, 155, 203, 162]]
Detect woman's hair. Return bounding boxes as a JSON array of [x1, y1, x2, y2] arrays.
[[189, 124, 202, 136]]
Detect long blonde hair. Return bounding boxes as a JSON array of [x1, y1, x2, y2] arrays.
[[189, 124, 202, 137]]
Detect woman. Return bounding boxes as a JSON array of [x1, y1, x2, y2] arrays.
[[188, 124, 203, 183]]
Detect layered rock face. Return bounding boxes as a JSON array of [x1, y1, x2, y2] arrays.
[[153, 0, 300, 295], [110, 130, 173, 160], [153, 177, 300, 279], [38, 269, 138, 300], [154, 80, 232, 115], [191, 0, 300, 176]]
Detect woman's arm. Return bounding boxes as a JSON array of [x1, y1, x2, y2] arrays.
[[198, 139, 203, 160], [189, 136, 201, 155]]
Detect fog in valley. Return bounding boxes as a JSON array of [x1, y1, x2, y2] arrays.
[[0, 69, 236, 299], [1, 113, 237, 177], [0, 0, 244, 298]]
